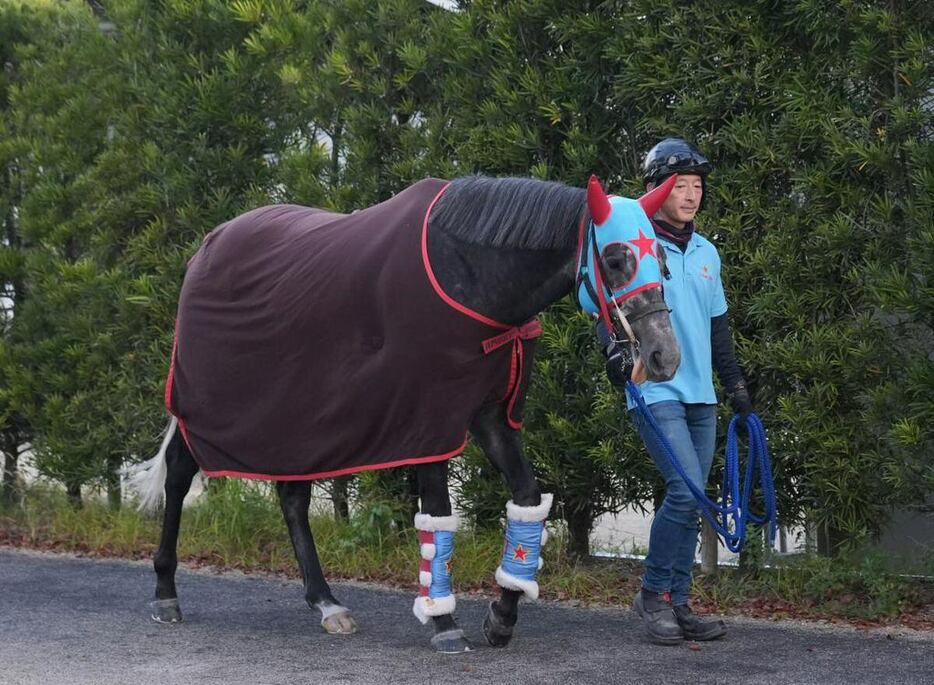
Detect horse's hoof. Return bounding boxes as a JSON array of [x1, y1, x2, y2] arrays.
[[482, 603, 514, 648], [430, 628, 471, 654], [150, 598, 183, 624], [321, 610, 358, 635]]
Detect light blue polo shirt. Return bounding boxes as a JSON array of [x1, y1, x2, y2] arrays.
[[627, 231, 727, 409]]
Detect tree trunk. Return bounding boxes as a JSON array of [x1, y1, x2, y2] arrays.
[[565, 504, 592, 559], [105, 456, 122, 510], [738, 524, 764, 574], [816, 521, 846, 557], [331, 475, 350, 521], [66, 481, 83, 508], [1, 451, 19, 506], [699, 519, 718, 575]]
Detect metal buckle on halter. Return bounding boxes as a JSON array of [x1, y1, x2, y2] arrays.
[[609, 307, 639, 359]]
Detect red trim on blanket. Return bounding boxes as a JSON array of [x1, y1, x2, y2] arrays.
[[164, 326, 195, 452], [506, 342, 524, 430], [164, 331, 178, 413], [421, 184, 545, 429], [502, 344, 518, 403], [421, 183, 511, 331], [199, 435, 470, 481]]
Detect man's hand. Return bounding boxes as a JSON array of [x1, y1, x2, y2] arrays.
[[727, 382, 754, 419]]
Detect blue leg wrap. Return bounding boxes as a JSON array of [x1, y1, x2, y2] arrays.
[[428, 530, 454, 599], [413, 513, 459, 624], [495, 493, 553, 600]]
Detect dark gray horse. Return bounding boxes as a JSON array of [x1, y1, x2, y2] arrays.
[[130, 174, 681, 653]]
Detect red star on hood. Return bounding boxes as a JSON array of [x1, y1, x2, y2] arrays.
[[630, 229, 657, 260]]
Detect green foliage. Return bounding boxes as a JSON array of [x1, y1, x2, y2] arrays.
[[595, 0, 934, 543], [0, 0, 930, 555], [697, 551, 918, 620]]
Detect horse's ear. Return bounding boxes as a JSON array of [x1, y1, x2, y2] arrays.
[[587, 175, 612, 226], [638, 174, 678, 218]]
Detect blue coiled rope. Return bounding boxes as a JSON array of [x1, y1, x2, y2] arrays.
[[626, 380, 778, 553]]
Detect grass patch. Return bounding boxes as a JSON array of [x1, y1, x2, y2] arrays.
[[1, 484, 930, 629], [693, 553, 927, 623]]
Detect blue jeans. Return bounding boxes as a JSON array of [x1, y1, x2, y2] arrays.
[[630, 401, 717, 606]]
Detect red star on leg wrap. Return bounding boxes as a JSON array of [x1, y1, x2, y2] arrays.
[[513, 544, 527, 562]]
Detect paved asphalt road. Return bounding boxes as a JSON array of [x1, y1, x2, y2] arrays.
[[1, 548, 930, 685]]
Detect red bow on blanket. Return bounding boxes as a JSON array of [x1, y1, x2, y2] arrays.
[[482, 320, 543, 430]]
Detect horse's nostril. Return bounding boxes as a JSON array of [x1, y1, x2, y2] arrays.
[[648, 347, 680, 381]]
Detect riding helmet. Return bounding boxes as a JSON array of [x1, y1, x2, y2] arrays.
[[642, 138, 712, 186]]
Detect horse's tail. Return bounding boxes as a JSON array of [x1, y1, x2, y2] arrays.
[[124, 416, 177, 513]]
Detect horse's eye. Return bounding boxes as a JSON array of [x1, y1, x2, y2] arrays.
[[601, 243, 637, 288]]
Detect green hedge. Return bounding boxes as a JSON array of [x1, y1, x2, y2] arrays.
[[1, 0, 930, 554]]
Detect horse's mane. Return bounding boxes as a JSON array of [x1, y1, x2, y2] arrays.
[[429, 176, 585, 250]]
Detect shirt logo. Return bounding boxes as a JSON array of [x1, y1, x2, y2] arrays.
[[699, 265, 713, 281]]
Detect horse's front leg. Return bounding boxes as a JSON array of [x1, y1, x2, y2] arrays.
[[413, 460, 470, 653], [470, 402, 552, 648], [275, 480, 357, 634]]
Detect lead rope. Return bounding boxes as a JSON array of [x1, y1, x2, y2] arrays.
[[626, 380, 778, 553]]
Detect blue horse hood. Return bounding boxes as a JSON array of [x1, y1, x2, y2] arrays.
[[577, 195, 662, 315]]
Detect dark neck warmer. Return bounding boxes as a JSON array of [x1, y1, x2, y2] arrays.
[[652, 218, 694, 252]]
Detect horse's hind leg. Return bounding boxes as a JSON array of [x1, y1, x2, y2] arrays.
[[152, 428, 199, 623], [414, 460, 470, 654], [275, 481, 357, 634]]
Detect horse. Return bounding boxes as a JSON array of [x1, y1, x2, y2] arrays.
[[129, 173, 681, 654]]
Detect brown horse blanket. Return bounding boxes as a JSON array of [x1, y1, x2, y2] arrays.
[[166, 178, 540, 479]]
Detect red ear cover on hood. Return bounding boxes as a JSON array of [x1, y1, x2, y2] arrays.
[[637, 173, 677, 218], [587, 175, 612, 226]]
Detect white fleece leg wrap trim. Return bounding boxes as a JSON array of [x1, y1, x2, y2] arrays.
[[505, 493, 553, 522], [412, 594, 456, 624], [414, 513, 459, 532], [495, 567, 541, 600]]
